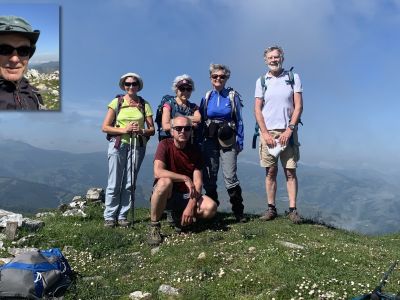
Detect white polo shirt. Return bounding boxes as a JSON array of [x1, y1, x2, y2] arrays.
[[254, 70, 302, 130]]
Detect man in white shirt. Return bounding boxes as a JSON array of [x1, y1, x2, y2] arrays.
[[254, 45, 303, 223]]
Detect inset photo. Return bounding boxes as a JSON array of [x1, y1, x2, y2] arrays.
[[0, 4, 60, 111]]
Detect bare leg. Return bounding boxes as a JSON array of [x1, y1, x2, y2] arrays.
[[265, 166, 278, 205], [284, 168, 298, 208], [150, 178, 173, 222], [196, 195, 218, 219]]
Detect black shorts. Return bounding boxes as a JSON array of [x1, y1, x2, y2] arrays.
[[166, 191, 191, 212]]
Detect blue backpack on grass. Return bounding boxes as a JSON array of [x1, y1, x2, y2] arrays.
[[0, 248, 73, 299]]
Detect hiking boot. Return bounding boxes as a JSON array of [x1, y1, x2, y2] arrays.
[[104, 220, 116, 228], [235, 214, 248, 223], [117, 219, 131, 227], [259, 208, 277, 221], [288, 210, 301, 224], [147, 222, 162, 246], [166, 210, 174, 225]]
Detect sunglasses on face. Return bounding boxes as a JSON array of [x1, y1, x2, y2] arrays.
[[178, 86, 193, 92], [124, 81, 139, 87], [211, 74, 227, 80], [0, 44, 33, 57], [172, 125, 192, 132]]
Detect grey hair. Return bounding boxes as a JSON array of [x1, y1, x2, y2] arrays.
[[170, 115, 192, 128], [263, 45, 285, 60], [209, 63, 231, 79], [172, 74, 195, 91]]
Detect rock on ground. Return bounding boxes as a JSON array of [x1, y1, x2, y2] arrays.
[[278, 240, 305, 250], [129, 291, 152, 300], [86, 188, 105, 202], [158, 284, 180, 296], [62, 209, 87, 217]]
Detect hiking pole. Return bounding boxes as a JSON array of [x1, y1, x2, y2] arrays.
[[130, 131, 137, 226], [370, 260, 399, 300], [352, 260, 399, 300]]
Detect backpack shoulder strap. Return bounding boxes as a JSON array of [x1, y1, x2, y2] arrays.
[[203, 90, 213, 120], [164, 95, 177, 117], [228, 88, 237, 121], [113, 94, 124, 126], [287, 67, 295, 89], [260, 75, 267, 96], [137, 95, 147, 118]]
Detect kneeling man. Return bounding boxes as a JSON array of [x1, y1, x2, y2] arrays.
[[148, 116, 217, 246]]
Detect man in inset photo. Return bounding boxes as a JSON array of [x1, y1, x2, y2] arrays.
[[0, 15, 45, 110]]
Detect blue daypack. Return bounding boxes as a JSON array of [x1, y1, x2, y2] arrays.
[[0, 248, 73, 299]]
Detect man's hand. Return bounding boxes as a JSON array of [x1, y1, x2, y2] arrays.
[[262, 131, 276, 148], [181, 199, 196, 226], [278, 128, 292, 146]]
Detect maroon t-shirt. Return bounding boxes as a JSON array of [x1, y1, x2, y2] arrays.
[[154, 138, 203, 193]]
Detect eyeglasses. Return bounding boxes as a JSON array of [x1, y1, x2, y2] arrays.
[[178, 86, 192, 92], [0, 44, 33, 57], [124, 82, 139, 87], [211, 74, 227, 80], [172, 125, 192, 132]]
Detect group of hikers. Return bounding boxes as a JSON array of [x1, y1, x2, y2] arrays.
[[0, 14, 303, 247], [101, 45, 303, 247], [0, 14, 303, 246]]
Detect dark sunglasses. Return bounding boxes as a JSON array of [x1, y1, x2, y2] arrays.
[[178, 86, 193, 92], [124, 82, 139, 87], [211, 74, 227, 80], [172, 125, 192, 132], [0, 44, 34, 57]]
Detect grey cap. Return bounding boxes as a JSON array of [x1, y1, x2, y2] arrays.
[[0, 15, 40, 45]]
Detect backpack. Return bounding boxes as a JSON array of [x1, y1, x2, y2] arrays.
[[155, 95, 198, 141], [0, 248, 73, 299], [106, 94, 147, 141], [252, 67, 301, 149]]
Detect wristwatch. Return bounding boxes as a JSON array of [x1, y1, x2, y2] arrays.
[[288, 124, 296, 131]]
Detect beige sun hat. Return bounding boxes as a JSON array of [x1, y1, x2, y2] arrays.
[[119, 72, 143, 91]]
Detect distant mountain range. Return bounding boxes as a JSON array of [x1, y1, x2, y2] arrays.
[[30, 61, 59, 73], [0, 140, 399, 235]]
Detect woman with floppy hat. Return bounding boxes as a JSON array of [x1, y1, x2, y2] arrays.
[[158, 74, 201, 142], [102, 72, 154, 228], [199, 63, 246, 222]]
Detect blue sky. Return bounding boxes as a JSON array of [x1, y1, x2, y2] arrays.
[[1, 3, 59, 63], [0, 0, 399, 173]]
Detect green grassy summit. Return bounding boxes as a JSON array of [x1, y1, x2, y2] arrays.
[[2, 204, 399, 299]]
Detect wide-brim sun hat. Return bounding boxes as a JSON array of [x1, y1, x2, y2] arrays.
[[119, 72, 143, 91], [0, 16, 40, 45], [218, 124, 235, 148]]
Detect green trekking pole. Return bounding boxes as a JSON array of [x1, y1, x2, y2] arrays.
[[130, 132, 137, 226]]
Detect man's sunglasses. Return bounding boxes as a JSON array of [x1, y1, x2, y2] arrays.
[[0, 44, 34, 57], [211, 74, 227, 80], [124, 82, 139, 87], [178, 86, 192, 92], [172, 125, 192, 132]]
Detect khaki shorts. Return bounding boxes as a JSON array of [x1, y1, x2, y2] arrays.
[[259, 129, 300, 169]]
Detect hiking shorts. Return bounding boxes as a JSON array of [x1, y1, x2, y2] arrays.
[[166, 191, 192, 212], [259, 129, 300, 169]]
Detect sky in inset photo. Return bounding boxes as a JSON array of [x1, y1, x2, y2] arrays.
[[1, 3, 59, 64]]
